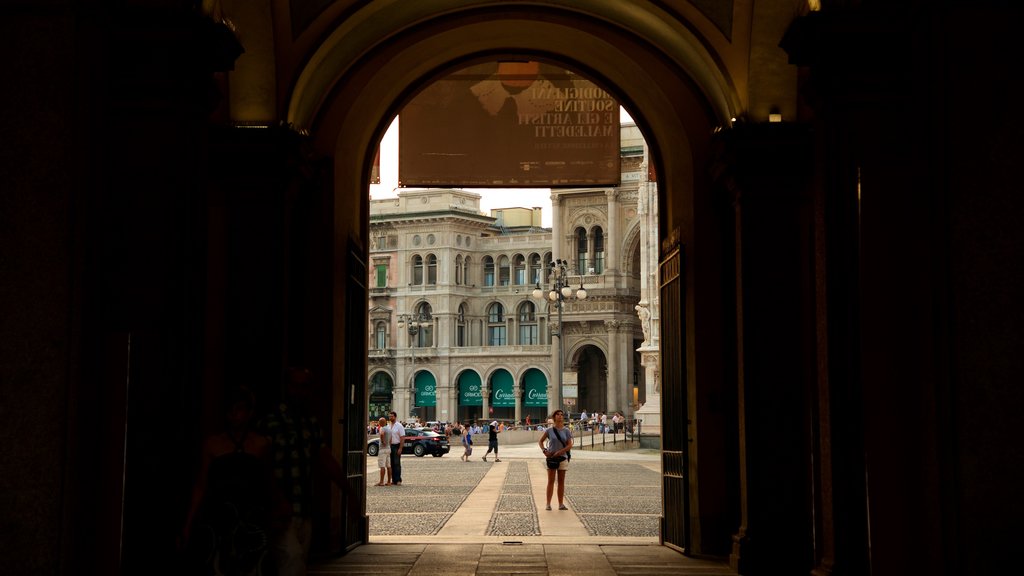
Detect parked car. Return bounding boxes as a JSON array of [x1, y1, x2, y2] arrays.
[[367, 428, 450, 457]]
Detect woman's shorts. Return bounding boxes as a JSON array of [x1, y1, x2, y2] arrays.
[[463, 446, 473, 455], [377, 449, 391, 468]]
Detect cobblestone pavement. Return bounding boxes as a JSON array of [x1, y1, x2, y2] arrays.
[[365, 449, 661, 538], [366, 457, 490, 535]]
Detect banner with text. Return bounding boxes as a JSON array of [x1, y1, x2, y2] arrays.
[[524, 369, 548, 407], [491, 370, 516, 408], [400, 61, 620, 187], [459, 371, 482, 406], [414, 372, 436, 407]]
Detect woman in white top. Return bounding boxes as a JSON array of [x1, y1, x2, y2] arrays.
[[375, 417, 391, 486], [538, 409, 573, 511]]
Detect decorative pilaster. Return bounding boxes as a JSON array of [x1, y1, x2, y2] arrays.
[[605, 319, 621, 413], [513, 384, 522, 425], [551, 193, 562, 262], [606, 189, 619, 275], [480, 384, 489, 425]]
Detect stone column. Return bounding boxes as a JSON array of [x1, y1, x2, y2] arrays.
[[480, 383, 489, 426], [513, 383, 522, 424], [550, 193, 562, 262], [604, 319, 619, 414], [606, 189, 619, 275], [632, 170, 662, 436], [548, 319, 561, 414]]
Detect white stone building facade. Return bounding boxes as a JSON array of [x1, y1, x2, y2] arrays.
[[367, 124, 660, 429]]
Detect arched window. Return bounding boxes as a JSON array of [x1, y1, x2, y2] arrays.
[[592, 226, 604, 274], [412, 254, 424, 285], [498, 255, 510, 286], [518, 301, 538, 345], [415, 302, 433, 347], [576, 228, 588, 273], [483, 256, 495, 287], [456, 303, 467, 347], [375, 322, 387, 349], [529, 253, 542, 285], [513, 254, 526, 285], [487, 303, 506, 346], [463, 256, 472, 286], [426, 254, 437, 284], [455, 255, 463, 285]]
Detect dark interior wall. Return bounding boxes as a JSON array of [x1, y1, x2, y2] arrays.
[[788, 6, 1024, 575], [0, 7, 80, 575], [712, 124, 814, 569], [943, 10, 1024, 574]]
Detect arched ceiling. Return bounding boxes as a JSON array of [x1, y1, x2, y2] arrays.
[[212, 0, 801, 250], [286, 1, 743, 131]]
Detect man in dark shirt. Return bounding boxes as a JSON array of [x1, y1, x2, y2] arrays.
[[482, 421, 501, 462]]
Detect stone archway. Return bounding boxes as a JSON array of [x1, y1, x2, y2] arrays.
[[571, 344, 608, 416]]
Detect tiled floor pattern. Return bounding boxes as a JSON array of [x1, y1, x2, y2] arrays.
[[487, 461, 540, 536], [309, 543, 736, 575]]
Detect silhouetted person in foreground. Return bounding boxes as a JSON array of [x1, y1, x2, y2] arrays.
[[259, 367, 354, 576], [183, 386, 276, 576]]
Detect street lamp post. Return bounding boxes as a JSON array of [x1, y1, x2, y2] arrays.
[[532, 259, 587, 415], [397, 312, 430, 421]]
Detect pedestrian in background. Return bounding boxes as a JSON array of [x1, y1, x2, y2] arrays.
[[388, 411, 405, 485], [374, 417, 391, 486], [460, 424, 473, 462], [482, 420, 501, 462]]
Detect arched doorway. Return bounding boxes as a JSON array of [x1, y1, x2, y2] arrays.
[[412, 370, 436, 422], [488, 369, 515, 422], [572, 344, 608, 416], [286, 0, 728, 558], [521, 368, 548, 425], [368, 371, 393, 421], [456, 369, 483, 423]]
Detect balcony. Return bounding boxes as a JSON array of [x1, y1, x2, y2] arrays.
[[368, 348, 393, 362]]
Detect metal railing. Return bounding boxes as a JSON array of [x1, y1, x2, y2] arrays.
[[570, 418, 642, 450]]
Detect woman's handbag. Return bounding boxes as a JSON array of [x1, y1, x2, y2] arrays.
[[545, 455, 566, 469]]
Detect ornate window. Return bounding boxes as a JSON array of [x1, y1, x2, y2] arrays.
[[456, 303, 467, 347], [576, 227, 588, 273], [426, 254, 437, 285], [414, 302, 433, 347], [455, 255, 463, 285], [592, 226, 604, 274], [518, 301, 538, 345], [375, 322, 387, 349], [498, 255, 510, 286], [483, 256, 495, 287], [513, 254, 526, 285], [529, 253, 542, 284], [487, 303, 506, 346], [412, 254, 424, 285]]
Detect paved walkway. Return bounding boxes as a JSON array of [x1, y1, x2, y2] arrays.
[[310, 444, 736, 574]]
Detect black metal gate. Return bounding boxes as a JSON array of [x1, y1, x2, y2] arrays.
[[659, 244, 690, 552]]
